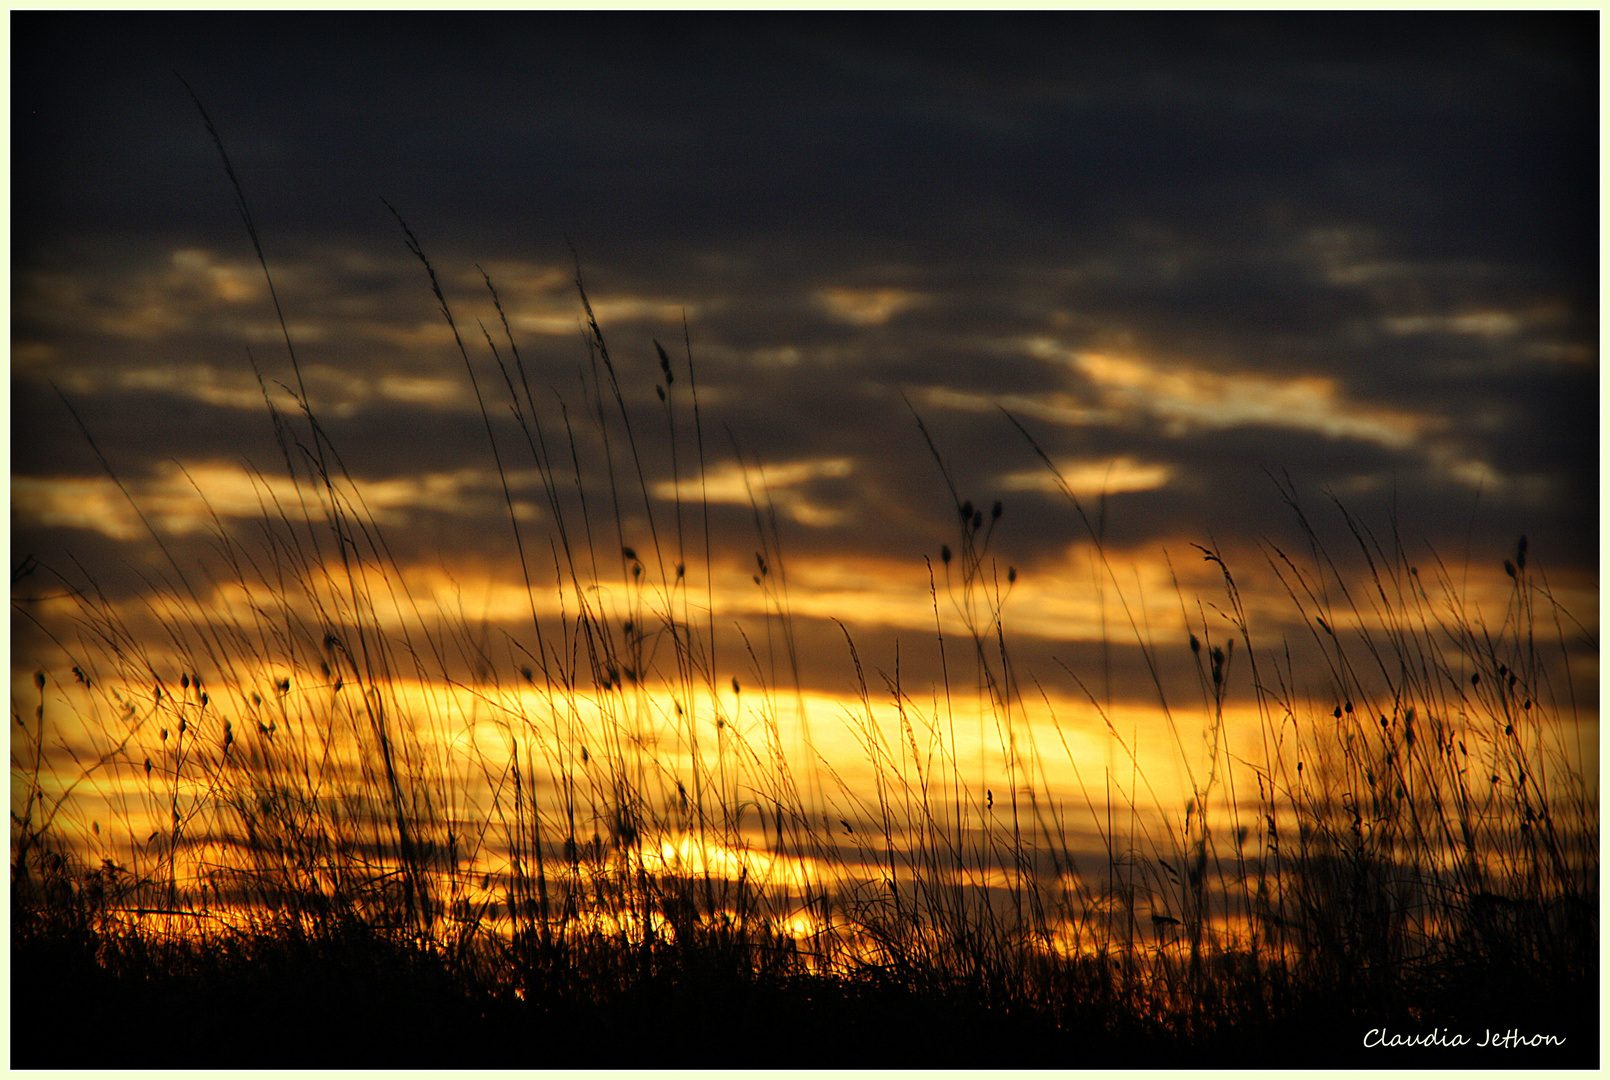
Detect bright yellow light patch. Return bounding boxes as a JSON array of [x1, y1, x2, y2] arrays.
[[513, 294, 698, 336], [374, 374, 474, 406], [13, 476, 147, 541], [1000, 456, 1172, 498], [1049, 344, 1429, 449], [653, 456, 855, 527], [12, 462, 531, 541], [817, 287, 928, 326]]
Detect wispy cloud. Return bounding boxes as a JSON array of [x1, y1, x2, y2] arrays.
[[13, 462, 535, 541], [1038, 342, 1432, 450], [653, 457, 856, 527]]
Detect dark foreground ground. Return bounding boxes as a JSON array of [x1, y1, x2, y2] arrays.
[[12, 925, 1598, 1070]]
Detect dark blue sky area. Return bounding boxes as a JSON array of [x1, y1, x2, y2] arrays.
[[14, 14, 1595, 261], [12, 12, 1599, 624]]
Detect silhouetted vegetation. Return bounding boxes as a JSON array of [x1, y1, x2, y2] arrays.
[[11, 111, 1597, 1070]]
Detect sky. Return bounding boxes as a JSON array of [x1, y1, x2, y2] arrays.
[[11, 12, 1599, 753]]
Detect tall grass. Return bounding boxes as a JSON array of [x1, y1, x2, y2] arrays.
[[11, 121, 1597, 1067]]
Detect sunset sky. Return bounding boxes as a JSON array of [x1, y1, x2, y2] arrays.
[[12, 12, 1598, 779]]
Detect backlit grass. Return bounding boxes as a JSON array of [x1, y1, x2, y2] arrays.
[[10, 111, 1597, 1069]]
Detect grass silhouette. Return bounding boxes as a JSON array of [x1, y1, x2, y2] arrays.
[[10, 108, 1597, 1070]]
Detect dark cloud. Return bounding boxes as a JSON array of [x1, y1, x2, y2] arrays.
[[14, 12, 1596, 709]]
